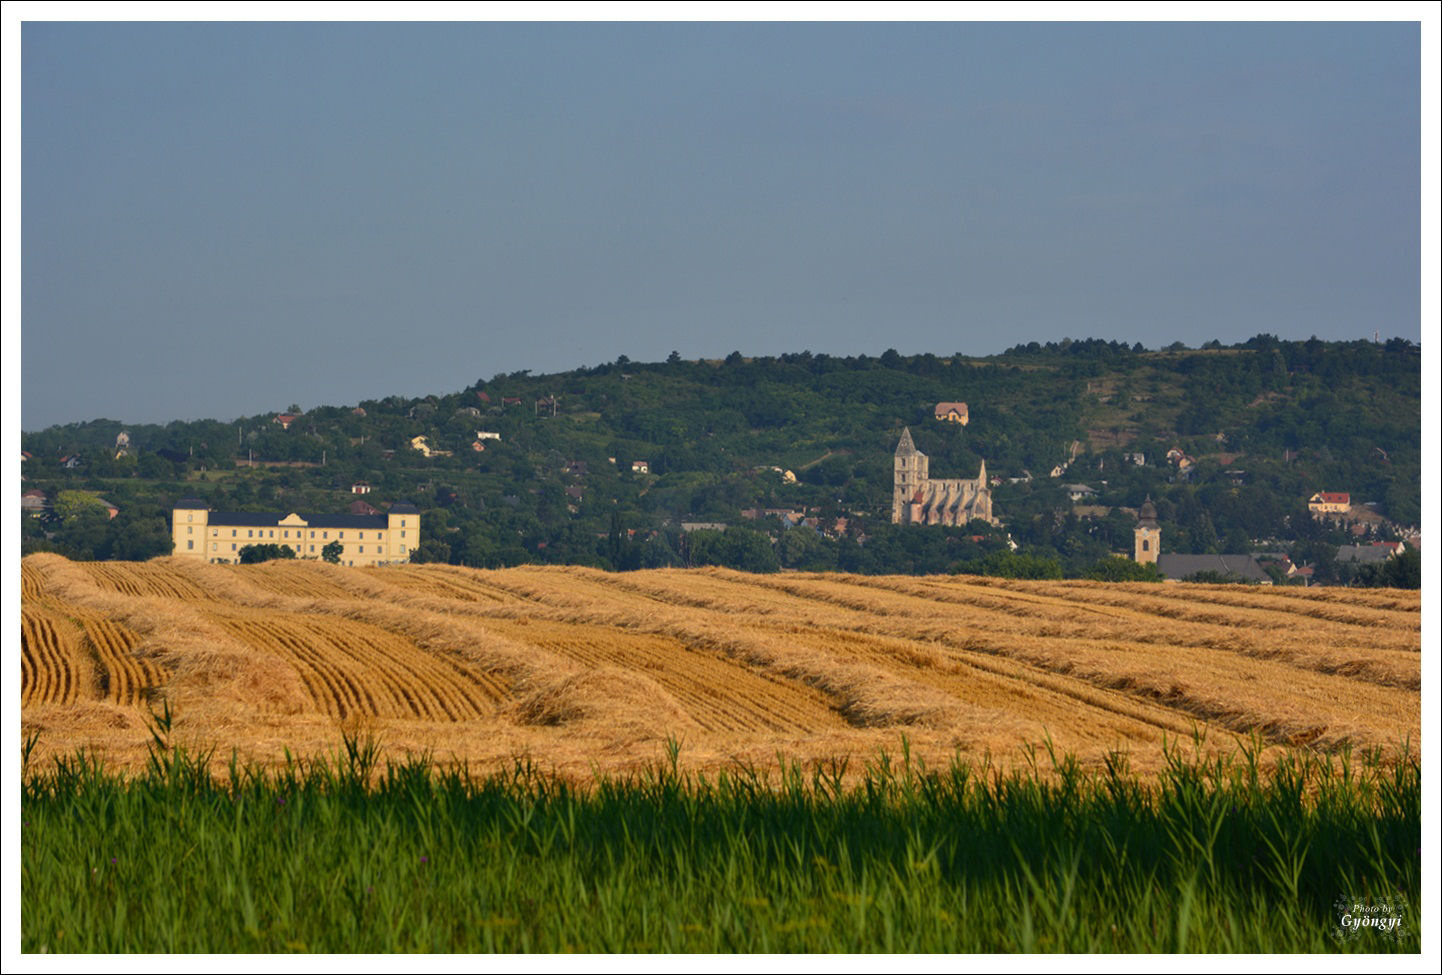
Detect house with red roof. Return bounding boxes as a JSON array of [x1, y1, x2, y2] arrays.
[[933, 401, 969, 425], [1308, 491, 1351, 516]]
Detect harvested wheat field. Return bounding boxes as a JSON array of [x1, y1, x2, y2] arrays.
[[18, 552, 1420, 779]]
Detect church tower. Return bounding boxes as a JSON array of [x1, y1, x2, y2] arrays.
[[892, 428, 928, 523], [1134, 496, 1160, 564]]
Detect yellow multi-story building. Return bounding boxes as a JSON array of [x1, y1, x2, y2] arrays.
[[171, 497, 419, 566]]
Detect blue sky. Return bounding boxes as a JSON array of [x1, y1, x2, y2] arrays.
[[16, 18, 1425, 429]]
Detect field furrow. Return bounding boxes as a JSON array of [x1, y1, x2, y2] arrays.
[[80, 617, 167, 707], [478, 617, 847, 733], [19, 553, 1420, 777], [207, 610, 501, 722], [21, 606, 94, 707]]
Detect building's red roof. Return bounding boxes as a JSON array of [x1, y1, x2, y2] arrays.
[[1312, 492, 1350, 505]]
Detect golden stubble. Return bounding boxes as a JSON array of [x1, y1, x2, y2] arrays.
[[19, 553, 1420, 781]]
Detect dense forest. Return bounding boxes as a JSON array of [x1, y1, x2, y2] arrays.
[[21, 335, 1421, 584]]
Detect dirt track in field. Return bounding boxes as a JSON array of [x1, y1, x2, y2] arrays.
[[19, 553, 1421, 779]]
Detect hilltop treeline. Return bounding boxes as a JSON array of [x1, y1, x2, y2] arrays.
[[20, 336, 1420, 580]]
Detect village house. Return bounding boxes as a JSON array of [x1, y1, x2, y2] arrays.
[[273, 413, 298, 430], [1157, 553, 1271, 584], [1256, 552, 1312, 583], [409, 436, 452, 458], [351, 482, 371, 495], [933, 401, 969, 425], [1164, 447, 1196, 477], [631, 461, 650, 474], [1308, 491, 1351, 516], [171, 497, 418, 567], [21, 489, 48, 516], [1335, 541, 1405, 566], [740, 507, 807, 527], [754, 465, 798, 483]]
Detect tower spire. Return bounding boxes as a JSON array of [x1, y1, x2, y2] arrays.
[[896, 427, 916, 455]]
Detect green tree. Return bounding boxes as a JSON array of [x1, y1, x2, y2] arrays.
[[321, 540, 344, 564], [239, 543, 297, 564], [1183, 569, 1249, 584], [53, 490, 109, 525], [1353, 549, 1420, 589], [1082, 557, 1164, 582], [957, 549, 1063, 580], [411, 539, 452, 564], [51, 492, 112, 558]]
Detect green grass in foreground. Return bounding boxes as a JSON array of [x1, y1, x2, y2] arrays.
[[21, 731, 1419, 953]]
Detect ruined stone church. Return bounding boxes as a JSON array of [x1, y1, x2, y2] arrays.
[[891, 427, 995, 526]]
